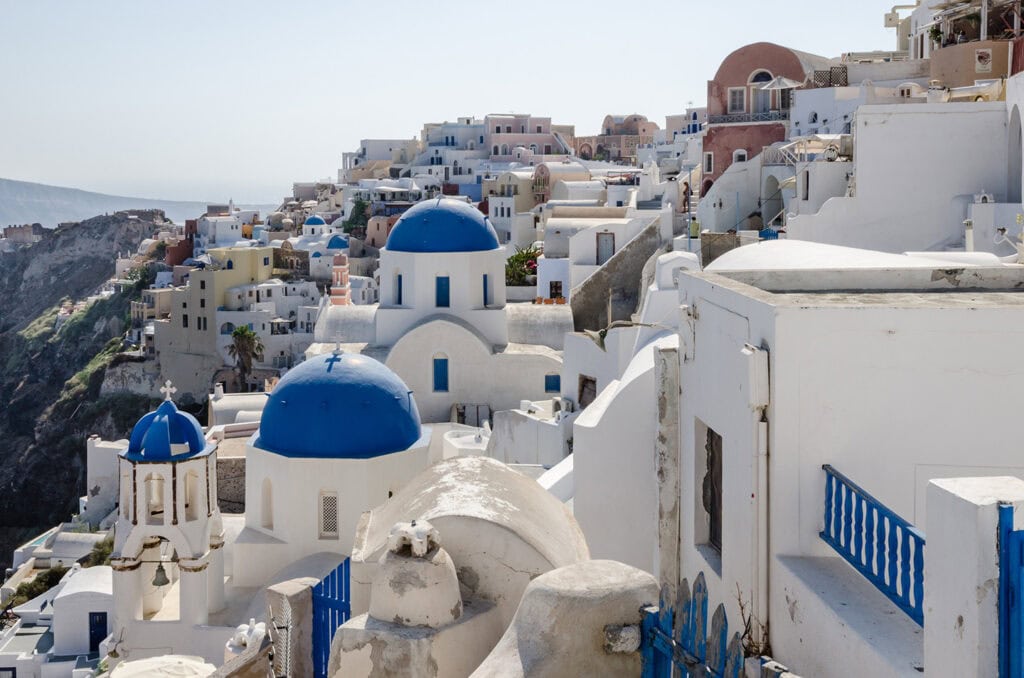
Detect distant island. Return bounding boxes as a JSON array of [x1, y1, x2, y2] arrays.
[[0, 177, 276, 227]]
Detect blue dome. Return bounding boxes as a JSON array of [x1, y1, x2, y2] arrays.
[[124, 399, 208, 462], [312, 251, 322, 258], [327, 234, 349, 250], [305, 215, 326, 226], [385, 198, 499, 253], [256, 352, 421, 459]]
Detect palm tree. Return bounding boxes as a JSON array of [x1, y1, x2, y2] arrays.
[[228, 325, 264, 392]]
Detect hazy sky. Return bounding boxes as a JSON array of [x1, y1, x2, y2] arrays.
[[1, 0, 903, 203]]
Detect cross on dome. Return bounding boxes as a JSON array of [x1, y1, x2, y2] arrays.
[[160, 380, 177, 401]]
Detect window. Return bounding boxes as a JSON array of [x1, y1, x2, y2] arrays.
[[182, 315, 189, 328], [482, 274, 489, 306], [144, 473, 165, 526], [226, 260, 234, 270], [479, 135, 484, 144], [495, 125, 501, 133], [261, 478, 273, 530], [200, 298, 206, 308], [733, 149, 748, 163], [728, 87, 745, 114], [505, 125, 512, 133], [749, 70, 772, 84], [184, 470, 201, 522], [395, 273, 403, 305], [578, 375, 597, 409], [699, 425, 723, 554], [200, 280, 206, 290], [545, 374, 561, 393], [318, 491, 339, 539], [549, 280, 562, 298], [536, 125, 542, 133], [703, 152, 714, 175], [433, 357, 449, 392], [435, 276, 450, 308], [802, 169, 810, 200]]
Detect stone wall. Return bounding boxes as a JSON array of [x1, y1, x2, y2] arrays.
[[569, 220, 662, 332], [217, 456, 245, 514]]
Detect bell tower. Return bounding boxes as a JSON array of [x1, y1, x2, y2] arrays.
[[108, 381, 225, 660]]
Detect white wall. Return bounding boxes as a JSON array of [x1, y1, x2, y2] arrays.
[[234, 435, 430, 588], [376, 249, 508, 347], [787, 103, 1009, 252], [385, 320, 561, 423]]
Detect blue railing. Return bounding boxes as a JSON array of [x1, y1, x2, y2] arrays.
[[820, 464, 925, 625], [999, 504, 1024, 677]]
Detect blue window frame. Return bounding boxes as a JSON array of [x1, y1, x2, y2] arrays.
[[263, 256, 270, 266], [436, 276, 450, 308], [482, 274, 489, 306], [545, 374, 561, 393], [433, 358, 449, 392], [396, 274, 403, 305]]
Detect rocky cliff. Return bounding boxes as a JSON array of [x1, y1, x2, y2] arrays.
[[0, 211, 167, 569]]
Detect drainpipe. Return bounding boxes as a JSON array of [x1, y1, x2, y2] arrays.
[[743, 343, 770, 647]]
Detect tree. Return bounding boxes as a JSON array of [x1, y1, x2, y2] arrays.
[[228, 325, 265, 392], [343, 198, 369, 234]]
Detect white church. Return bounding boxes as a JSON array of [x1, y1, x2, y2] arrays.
[[313, 197, 570, 423]]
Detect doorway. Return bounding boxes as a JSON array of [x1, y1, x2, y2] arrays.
[[596, 232, 615, 265], [89, 611, 108, 653]]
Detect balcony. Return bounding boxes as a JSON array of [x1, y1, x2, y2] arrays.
[[708, 110, 790, 125]]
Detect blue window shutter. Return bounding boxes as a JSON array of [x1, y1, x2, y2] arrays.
[[482, 274, 489, 306], [545, 374, 561, 393], [436, 276, 450, 308], [396, 274, 403, 305], [433, 358, 449, 392]]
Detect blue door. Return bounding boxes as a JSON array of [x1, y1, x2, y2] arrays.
[[312, 559, 351, 678], [88, 611, 107, 653], [435, 276, 450, 308]]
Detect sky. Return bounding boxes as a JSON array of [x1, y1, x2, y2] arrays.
[[0, 0, 904, 203]]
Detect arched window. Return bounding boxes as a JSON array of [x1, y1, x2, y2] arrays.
[[144, 473, 165, 525], [749, 70, 773, 84], [261, 478, 273, 530], [500, 144, 510, 156], [184, 470, 201, 522], [808, 111, 819, 124], [733, 149, 748, 164], [492, 145, 499, 155], [226, 260, 234, 270], [220, 322, 235, 335]]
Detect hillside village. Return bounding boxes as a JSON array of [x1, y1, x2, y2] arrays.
[[9, 1, 1024, 676]]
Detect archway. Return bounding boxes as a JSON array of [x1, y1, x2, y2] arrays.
[[701, 178, 714, 196], [1010, 105, 1022, 203], [762, 175, 783, 226], [579, 143, 593, 160]]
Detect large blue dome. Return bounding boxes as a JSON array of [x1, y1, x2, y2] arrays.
[[385, 198, 500, 253], [124, 399, 208, 463], [255, 352, 421, 459], [304, 215, 326, 226]]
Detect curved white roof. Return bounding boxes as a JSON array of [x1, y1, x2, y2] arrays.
[[707, 240, 985, 272]]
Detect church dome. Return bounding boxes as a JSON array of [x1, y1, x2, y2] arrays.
[[256, 352, 421, 459], [304, 215, 326, 226], [327, 234, 349, 250], [385, 198, 500, 253], [125, 398, 207, 463]]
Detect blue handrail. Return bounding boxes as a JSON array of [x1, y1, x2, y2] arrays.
[[820, 464, 925, 625]]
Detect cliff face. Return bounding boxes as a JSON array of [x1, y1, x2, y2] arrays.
[[0, 211, 166, 569]]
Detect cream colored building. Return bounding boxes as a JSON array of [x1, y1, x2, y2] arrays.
[[153, 247, 275, 399]]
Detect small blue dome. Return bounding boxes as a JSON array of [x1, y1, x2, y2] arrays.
[[312, 251, 322, 258], [385, 198, 499, 253], [255, 352, 421, 459], [327, 234, 349, 250], [305, 215, 326, 226], [124, 400, 207, 462]]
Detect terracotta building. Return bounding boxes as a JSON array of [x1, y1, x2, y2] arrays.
[[701, 42, 832, 195]]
